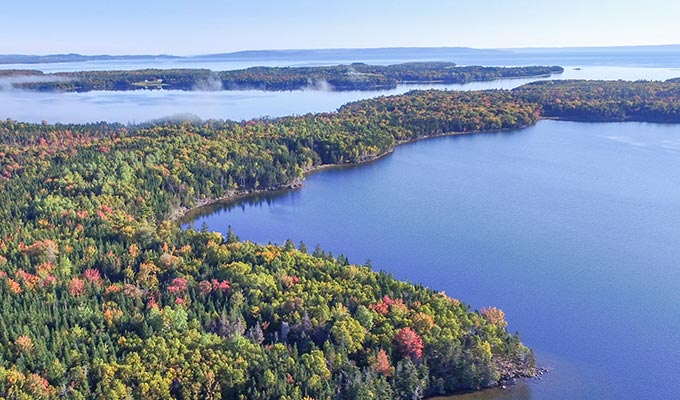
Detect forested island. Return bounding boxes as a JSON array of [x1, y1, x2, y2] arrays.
[[0, 79, 678, 399], [1, 63, 564, 92]]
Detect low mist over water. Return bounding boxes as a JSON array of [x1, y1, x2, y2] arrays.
[[1, 66, 679, 124]]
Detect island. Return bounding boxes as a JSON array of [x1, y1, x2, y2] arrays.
[[0, 79, 678, 399], [1, 62, 564, 92]]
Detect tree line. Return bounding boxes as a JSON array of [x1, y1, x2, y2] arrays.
[[2, 63, 564, 92]]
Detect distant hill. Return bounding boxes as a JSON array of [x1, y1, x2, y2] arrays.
[[0, 53, 180, 64], [0, 47, 507, 65], [0, 47, 502, 64], [197, 47, 505, 60]]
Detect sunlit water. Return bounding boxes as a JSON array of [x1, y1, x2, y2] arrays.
[[186, 121, 680, 399], [1, 66, 679, 124]]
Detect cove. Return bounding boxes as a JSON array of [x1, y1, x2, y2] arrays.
[[185, 120, 680, 399]]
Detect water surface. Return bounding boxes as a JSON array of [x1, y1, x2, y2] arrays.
[[186, 120, 680, 400]]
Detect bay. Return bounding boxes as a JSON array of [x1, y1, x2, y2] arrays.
[[186, 120, 680, 399]]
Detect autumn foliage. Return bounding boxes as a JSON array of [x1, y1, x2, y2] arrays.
[[394, 327, 424, 360], [15, 335, 34, 353], [67, 277, 86, 296], [481, 306, 508, 328], [374, 349, 394, 377], [17, 82, 642, 397]]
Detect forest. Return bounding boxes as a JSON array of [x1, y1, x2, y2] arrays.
[[1, 63, 564, 92], [0, 79, 678, 399], [514, 79, 680, 122]]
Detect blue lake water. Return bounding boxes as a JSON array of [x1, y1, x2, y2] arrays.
[[185, 120, 680, 399]]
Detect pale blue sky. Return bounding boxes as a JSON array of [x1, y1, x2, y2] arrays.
[[2, 0, 679, 54]]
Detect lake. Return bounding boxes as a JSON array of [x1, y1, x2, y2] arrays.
[[185, 120, 680, 400], [1, 66, 679, 124]]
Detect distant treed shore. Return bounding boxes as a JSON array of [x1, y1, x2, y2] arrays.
[[0, 79, 678, 399], [0, 62, 564, 92]]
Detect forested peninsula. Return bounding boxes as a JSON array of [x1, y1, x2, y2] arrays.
[[1, 63, 563, 92], [0, 79, 678, 399]]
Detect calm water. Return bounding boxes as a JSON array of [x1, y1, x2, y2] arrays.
[[1, 66, 679, 124], [186, 121, 680, 399]]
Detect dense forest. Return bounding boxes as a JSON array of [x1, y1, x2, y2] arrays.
[[515, 79, 680, 122], [1, 63, 564, 92], [0, 79, 678, 399]]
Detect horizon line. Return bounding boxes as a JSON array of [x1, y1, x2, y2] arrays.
[[3, 43, 680, 58]]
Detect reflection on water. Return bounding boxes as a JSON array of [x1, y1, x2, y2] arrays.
[[433, 381, 532, 400], [181, 190, 294, 228]]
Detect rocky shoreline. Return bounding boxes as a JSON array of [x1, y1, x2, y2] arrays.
[[428, 367, 549, 399], [499, 366, 549, 389]]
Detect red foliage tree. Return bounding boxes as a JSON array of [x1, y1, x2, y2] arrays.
[[83, 268, 102, 287], [167, 277, 188, 293], [212, 279, 230, 292], [374, 349, 393, 377], [394, 327, 424, 360], [369, 301, 389, 315], [16, 269, 40, 290], [68, 277, 86, 296], [382, 295, 396, 306]]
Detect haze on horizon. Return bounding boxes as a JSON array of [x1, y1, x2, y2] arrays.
[[3, 0, 679, 55]]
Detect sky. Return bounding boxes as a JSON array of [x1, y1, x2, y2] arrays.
[[2, 0, 679, 55]]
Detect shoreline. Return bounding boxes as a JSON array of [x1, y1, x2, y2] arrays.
[[427, 367, 549, 399], [171, 124, 533, 223]]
